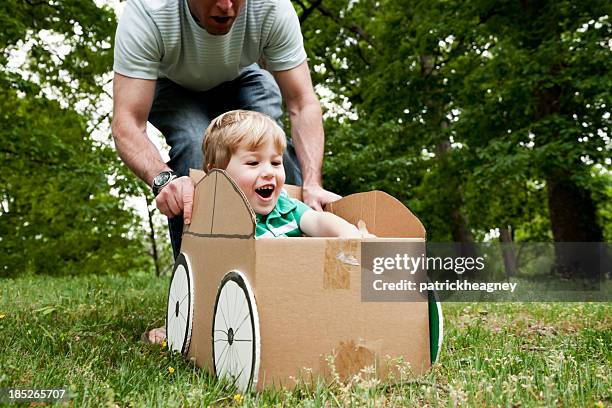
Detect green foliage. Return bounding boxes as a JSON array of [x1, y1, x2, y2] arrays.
[[0, 1, 152, 276], [0, 86, 149, 276], [0, 0, 116, 106], [1, 0, 609, 278], [297, 0, 612, 242], [592, 172, 612, 240]]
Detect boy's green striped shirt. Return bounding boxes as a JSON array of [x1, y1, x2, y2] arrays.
[[255, 189, 311, 238]]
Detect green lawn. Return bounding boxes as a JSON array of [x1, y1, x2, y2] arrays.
[[0, 273, 610, 407]]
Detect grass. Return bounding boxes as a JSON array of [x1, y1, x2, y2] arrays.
[[0, 272, 610, 407]]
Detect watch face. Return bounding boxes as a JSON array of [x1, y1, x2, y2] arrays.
[[155, 172, 171, 187]]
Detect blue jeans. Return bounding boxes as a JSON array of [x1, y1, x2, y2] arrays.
[[149, 64, 302, 258]]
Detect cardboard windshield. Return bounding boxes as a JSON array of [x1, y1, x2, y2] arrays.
[[185, 169, 255, 238]]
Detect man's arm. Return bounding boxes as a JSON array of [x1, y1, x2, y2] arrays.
[[111, 72, 193, 224], [273, 61, 341, 210]]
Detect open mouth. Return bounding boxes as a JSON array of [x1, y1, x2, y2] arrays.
[[211, 16, 232, 24], [255, 185, 275, 199]]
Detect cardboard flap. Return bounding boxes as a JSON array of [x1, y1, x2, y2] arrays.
[[185, 169, 255, 238], [326, 191, 425, 238]]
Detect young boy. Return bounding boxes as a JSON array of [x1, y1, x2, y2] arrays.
[[203, 110, 363, 238], [143, 110, 367, 345]]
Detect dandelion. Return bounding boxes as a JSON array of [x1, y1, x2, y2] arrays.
[[233, 394, 243, 403], [162, 340, 167, 349], [168, 366, 175, 374], [0, 314, 5, 319]]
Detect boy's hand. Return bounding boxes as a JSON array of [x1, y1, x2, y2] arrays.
[[358, 220, 377, 238], [302, 184, 341, 211], [155, 176, 194, 225]]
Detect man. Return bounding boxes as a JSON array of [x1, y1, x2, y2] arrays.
[[112, 0, 340, 257]]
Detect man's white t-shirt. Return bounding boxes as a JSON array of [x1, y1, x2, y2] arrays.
[[113, 0, 307, 91]]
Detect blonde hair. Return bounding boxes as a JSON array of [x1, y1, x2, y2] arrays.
[[203, 110, 287, 171]]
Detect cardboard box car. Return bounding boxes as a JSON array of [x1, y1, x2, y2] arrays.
[[165, 169, 443, 391]]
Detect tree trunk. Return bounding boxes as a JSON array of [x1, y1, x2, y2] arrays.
[[421, 54, 479, 274], [145, 193, 162, 277], [546, 172, 603, 279], [448, 194, 479, 267], [421, 56, 474, 244], [534, 77, 603, 278], [436, 138, 479, 265], [546, 173, 602, 242]]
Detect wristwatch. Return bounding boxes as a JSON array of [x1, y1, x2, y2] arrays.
[[152, 170, 177, 196]]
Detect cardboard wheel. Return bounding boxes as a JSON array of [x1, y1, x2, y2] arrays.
[[212, 271, 260, 391], [166, 253, 194, 355], [428, 289, 444, 363]]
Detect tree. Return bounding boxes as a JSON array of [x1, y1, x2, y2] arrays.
[[453, 0, 611, 277], [295, 0, 611, 278], [0, 0, 153, 277]]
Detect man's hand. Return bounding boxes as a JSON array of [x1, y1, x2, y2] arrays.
[[154, 176, 195, 224], [302, 184, 342, 211]]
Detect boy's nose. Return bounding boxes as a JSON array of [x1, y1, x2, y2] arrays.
[[260, 163, 274, 177]]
